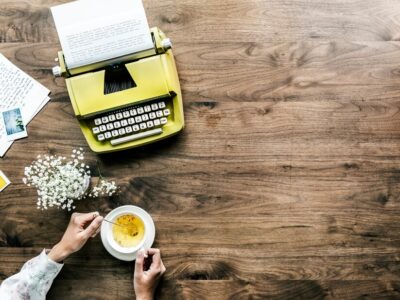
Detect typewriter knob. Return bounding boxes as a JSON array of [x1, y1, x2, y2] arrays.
[[161, 38, 172, 50], [52, 66, 61, 77]]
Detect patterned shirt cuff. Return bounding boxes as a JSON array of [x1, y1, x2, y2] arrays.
[[43, 249, 64, 271]]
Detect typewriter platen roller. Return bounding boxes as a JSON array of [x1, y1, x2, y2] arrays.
[[53, 27, 184, 153]]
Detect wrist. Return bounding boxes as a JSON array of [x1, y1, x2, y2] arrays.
[[48, 243, 70, 263], [136, 296, 152, 300], [136, 292, 153, 300]]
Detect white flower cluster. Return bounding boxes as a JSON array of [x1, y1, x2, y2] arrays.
[[89, 179, 117, 197], [23, 148, 117, 211]]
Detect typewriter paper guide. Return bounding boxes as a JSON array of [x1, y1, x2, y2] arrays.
[[51, 0, 154, 69]]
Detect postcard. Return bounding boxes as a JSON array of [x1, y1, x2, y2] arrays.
[[1, 107, 28, 141], [0, 170, 10, 192]]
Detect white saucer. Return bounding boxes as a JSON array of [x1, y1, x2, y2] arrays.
[[101, 205, 155, 261]]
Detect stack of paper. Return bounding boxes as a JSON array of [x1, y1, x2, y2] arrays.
[[51, 0, 154, 69], [0, 54, 50, 157]]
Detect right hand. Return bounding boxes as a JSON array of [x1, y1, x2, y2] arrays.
[[48, 212, 103, 263], [134, 248, 166, 300]]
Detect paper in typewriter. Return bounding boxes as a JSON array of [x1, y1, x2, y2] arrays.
[[51, 0, 154, 69]]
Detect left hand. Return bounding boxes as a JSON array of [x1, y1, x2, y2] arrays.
[[134, 248, 166, 300], [48, 212, 104, 263]]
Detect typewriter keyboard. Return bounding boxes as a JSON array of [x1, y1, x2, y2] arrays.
[[90, 100, 170, 146]]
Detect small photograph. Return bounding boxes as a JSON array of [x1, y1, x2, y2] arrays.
[[1, 107, 28, 141], [0, 170, 10, 192]]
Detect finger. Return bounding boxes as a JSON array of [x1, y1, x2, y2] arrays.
[[91, 226, 101, 238], [140, 247, 149, 258], [75, 212, 100, 226], [148, 249, 162, 271], [147, 248, 160, 256], [80, 215, 103, 239], [134, 249, 145, 276], [161, 261, 166, 273]]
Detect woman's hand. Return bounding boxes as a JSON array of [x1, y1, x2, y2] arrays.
[[134, 248, 166, 300], [48, 212, 104, 263]]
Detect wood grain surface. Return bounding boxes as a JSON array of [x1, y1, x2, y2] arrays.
[[1, 0, 400, 299]]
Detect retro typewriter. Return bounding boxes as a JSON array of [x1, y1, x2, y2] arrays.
[[52, 27, 184, 153]]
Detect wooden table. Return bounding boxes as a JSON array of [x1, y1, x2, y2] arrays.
[[1, 0, 400, 299]]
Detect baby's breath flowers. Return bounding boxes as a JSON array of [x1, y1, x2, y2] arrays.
[[88, 179, 117, 197], [23, 148, 117, 211]]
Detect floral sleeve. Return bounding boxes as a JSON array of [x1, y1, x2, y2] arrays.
[[0, 249, 63, 300]]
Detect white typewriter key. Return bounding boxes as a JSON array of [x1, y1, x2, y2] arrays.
[[135, 116, 142, 123], [108, 114, 116, 122], [163, 109, 170, 116], [140, 123, 147, 130], [116, 113, 123, 120], [112, 130, 119, 137], [142, 114, 149, 121], [125, 126, 133, 133], [97, 134, 105, 141], [130, 109, 137, 116], [121, 120, 128, 127], [154, 119, 161, 126], [137, 107, 144, 114], [114, 121, 121, 128], [147, 121, 154, 128], [118, 128, 126, 135], [132, 125, 140, 132], [144, 105, 151, 112], [128, 118, 135, 125], [149, 112, 156, 119], [158, 101, 166, 109], [156, 111, 163, 118], [105, 132, 112, 139], [106, 123, 114, 130], [92, 127, 100, 134], [101, 116, 109, 123], [94, 118, 102, 125], [123, 111, 130, 118], [99, 125, 107, 132], [151, 103, 158, 110], [160, 117, 168, 125]]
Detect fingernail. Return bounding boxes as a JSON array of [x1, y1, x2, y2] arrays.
[[141, 247, 148, 258], [138, 247, 147, 257]]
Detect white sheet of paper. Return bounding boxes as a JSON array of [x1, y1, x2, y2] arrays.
[[34, 96, 50, 116], [0, 54, 50, 157], [51, 0, 154, 69], [0, 95, 50, 156]]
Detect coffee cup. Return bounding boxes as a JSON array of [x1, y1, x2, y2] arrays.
[[106, 212, 146, 254]]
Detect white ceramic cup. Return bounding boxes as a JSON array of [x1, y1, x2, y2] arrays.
[[106, 212, 146, 254]]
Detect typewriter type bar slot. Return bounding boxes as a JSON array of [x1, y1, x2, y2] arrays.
[[90, 99, 172, 145]]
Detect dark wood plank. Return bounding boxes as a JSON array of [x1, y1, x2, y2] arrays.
[[2, 0, 400, 43], [158, 280, 400, 300], [3, 41, 400, 104], [1, 0, 400, 299]]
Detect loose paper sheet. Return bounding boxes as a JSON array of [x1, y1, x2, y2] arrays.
[[51, 0, 154, 69], [0, 54, 50, 157]]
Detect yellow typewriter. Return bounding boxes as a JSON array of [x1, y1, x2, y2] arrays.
[[52, 27, 184, 153]]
